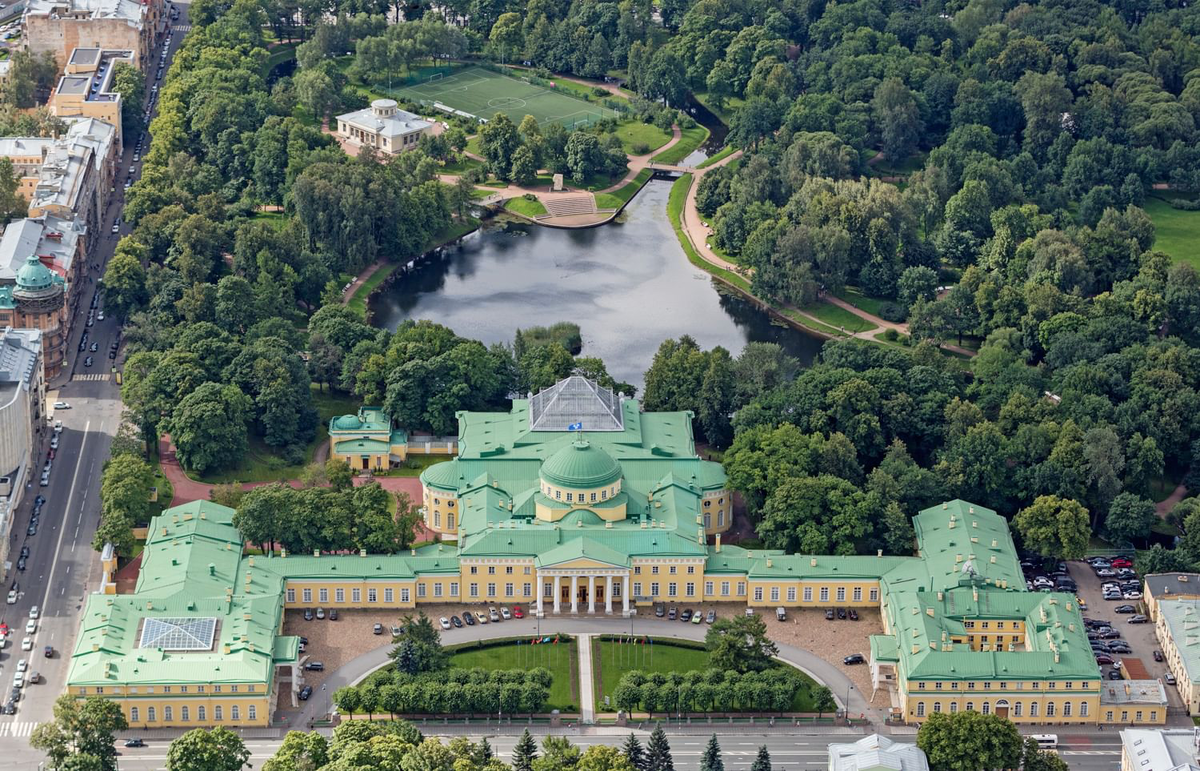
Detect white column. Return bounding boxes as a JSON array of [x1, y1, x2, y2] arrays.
[[623, 574, 630, 615], [553, 575, 561, 614], [588, 575, 596, 614], [605, 576, 613, 614], [571, 575, 579, 613], [536, 571, 544, 616]]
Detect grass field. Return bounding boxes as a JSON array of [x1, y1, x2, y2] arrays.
[[652, 125, 709, 165], [1143, 196, 1200, 270], [592, 639, 819, 712], [835, 288, 888, 318], [801, 301, 878, 334], [504, 196, 548, 218], [594, 168, 652, 210], [393, 67, 618, 129], [696, 145, 736, 169], [613, 121, 672, 154], [450, 639, 579, 711]]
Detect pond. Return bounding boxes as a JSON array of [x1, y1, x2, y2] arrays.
[[368, 180, 824, 388]]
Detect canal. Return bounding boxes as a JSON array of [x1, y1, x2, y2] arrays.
[[368, 180, 824, 389]]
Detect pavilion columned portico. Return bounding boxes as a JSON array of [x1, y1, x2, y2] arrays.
[[534, 542, 633, 616]]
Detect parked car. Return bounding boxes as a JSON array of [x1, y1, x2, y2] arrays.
[[475, 611, 488, 624], [315, 607, 325, 620], [843, 654, 866, 665], [1096, 568, 1116, 578], [489, 607, 500, 622], [825, 608, 835, 620], [849, 609, 859, 621], [1166, 672, 1177, 685], [372, 623, 384, 635], [1124, 591, 1143, 600], [680, 608, 692, 622], [837, 608, 848, 619], [303, 661, 324, 671], [692, 610, 703, 624], [298, 685, 313, 700], [451, 615, 463, 628], [463, 612, 475, 626], [439, 617, 451, 630], [329, 609, 338, 621], [53, 401, 69, 409], [1109, 669, 1123, 680], [500, 607, 511, 620], [1129, 614, 1150, 624], [303, 608, 314, 621], [1115, 604, 1136, 614], [1094, 654, 1114, 665], [513, 606, 524, 619], [391, 625, 403, 636], [1155, 650, 1164, 662], [655, 603, 665, 617], [668, 606, 677, 620], [706, 609, 716, 623]]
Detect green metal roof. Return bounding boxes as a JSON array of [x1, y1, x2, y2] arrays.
[[333, 438, 391, 453], [537, 537, 631, 568], [16, 254, 53, 289], [539, 440, 623, 488], [328, 406, 391, 434], [1156, 600, 1200, 684]]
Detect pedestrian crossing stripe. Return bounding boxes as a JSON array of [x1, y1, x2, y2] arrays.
[[0, 721, 36, 737], [173, 24, 191, 31], [72, 373, 110, 381]]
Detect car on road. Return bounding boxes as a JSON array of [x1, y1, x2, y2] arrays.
[[1, 701, 13, 715], [19, 545, 27, 557], [21, 637, 32, 651], [124, 738, 146, 748], [513, 606, 524, 619], [299, 685, 313, 700], [53, 401, 69, 409], [451, 615, 463, 628], [1129, 614, 1150, 624], [6, 590, 15, 604], [706, 609, 716, 623], [111, 222, 120, 233], [97, 311, 104, 321], [25, 619, 36, 634], [462, 612, 475, 626], [26, 521, 35, 534], [84, 356, 93, 367], [1155, 650, 1164, 662], [500, 607, 511, 620], [16, 660, 27, 674], [373, 623, 383, 635], [53, 420, 62, 432], [439, 617, 451, 630], [43, 646, 52, 658], [16, 557, 25, 572], [1166, 672, 1177, 685], [29, 605, 38, 620], [90, 342, 98, 352], [1115, 604, 1136, 614], [843, 654, 865, 665]]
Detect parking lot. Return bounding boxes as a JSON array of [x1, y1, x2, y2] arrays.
[[1067, 558, 1186, 709]]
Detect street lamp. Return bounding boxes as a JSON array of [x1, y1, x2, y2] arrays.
[[846, 684, 854, 725]]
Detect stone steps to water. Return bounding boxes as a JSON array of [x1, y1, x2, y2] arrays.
[[542, 194, 596, 217]]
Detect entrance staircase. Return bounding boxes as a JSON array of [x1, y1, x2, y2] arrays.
[[541, 194, 597, 217]]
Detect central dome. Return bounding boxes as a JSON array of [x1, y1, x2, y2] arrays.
[[15, 255, 54, 291], [540, 441, 622, 489]]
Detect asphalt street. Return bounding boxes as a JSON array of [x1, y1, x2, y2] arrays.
[[93, 729, 1125, 771], [0, 3, 189, 760]]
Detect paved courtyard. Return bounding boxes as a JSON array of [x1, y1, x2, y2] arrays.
[[761, 608, 886, 707]]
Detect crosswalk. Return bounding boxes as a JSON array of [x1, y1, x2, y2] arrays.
[[0, 721, 37, 738], [72, 373, 110, 382], [172, 24, 191, 32]]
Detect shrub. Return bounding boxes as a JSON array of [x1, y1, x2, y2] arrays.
[[632, 142, 651, 155], [882, 328, 899, 342], [592, 86, 608, 96], [1168, 198, 1200, 210], [877, 302, 907, 322]]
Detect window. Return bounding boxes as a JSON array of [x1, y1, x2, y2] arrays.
[[635, 566, 642, 574], [1063, 702, 1071, 717], [704, 514, 711, 528], [470, 566, 478, 575], [319, 587, 328, 602], [787, 587, 796, 602], [652, 566, 659, 574], [820, 587, 829, 602], [488, 567, 496, 575], [935, 682, 943, 690], [148, 707, 157, 722], [804, 587, 813, 602], [634, 582, 642, 597], [434, 512, 441, 527], [470, 583, 479, 598], [506, 583, 514, 597], [982, 702, 990, 714], [1013, 703, 1022, 717], [668, 583, 677, 597], [402, 588, 411, 603], [965, 702, 974, 712], [686, 583, 695, 597], [450, 582, 459, 596], [915, 702, 925, 717], [949, 702, 958, 714], [770, 587, 779, 601], [545, 582, 553, 597], [384, 588, 394, 603], [335, 588, 344, 603], [718, 512, 724, 526], [853, 587, 862, 601], [706, 581, 714, 595], [434, 583, 443, 598], [1030, 702, 1038, 717], [231, 685, 239, 693], [286, 589, 295, 603], [1045, 703, 1055, 717], [651, 582, 660, 596], [367, 588, 377, 603], [754, 587, 764, 601], [523, 582, 532, 597], [555, 490, 561, 500], [231, 706, 240, 720], [1120, 711, 1128, 722], [198, 706, 207, 722], [164, 706, 173, 722], [613, 582, 622, 597], [933, 702, 941, 713], [870, 588, 879, 601], [130, 707, 139, 722], [487, 583, 496, 597], [982, 622, 989, 629], [302, 588, 312, 603], [447, 515, 454, 530], [1136, 711, 1143, 722], [721, 582, 730, 596], [566, 493, 573, 502], [968, 682, 976, 690], [738, 583, 746, 596], [1080, 702, 1088, 717], [352, 588, 361, 603], [249, 705, 257, 721], [918, 682, 926, 690], [506, 566, 514, 575], [687, 566, 695, 574], [590, 492, 597, 502], [837, 587, 846, 601]]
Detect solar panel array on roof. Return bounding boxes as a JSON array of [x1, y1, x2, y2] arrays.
[[138, 617, 217, 651], [528, 375, 624, 431]]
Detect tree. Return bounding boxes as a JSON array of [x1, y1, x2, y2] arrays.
[[700, 735, 723, 771], [31, 694, 129, 771], [1020, 738, 1069, 771], [578, 745, 635, 771], [812, 686, 836, 719], [705, 613, 779, 673], [294, 66, 341, 122], [388, 613, 447, 674], [262, 731, 329, 771], [1013, 496, 1091, 560], [94, 452, 157, 556], [621, 734, 646, 771], [162, 382, 252, 474], [565, 131, 602, 183], [489, 12, 524, 63], [750, 747, 771, 771], [513, 729, 539, 771], [916, 711, 1023, 771], [479, 113, 521, 179], [872, 78, 923, 162], [645, 726, 674, 771], [510, 145, 538, 186], [102, 240, 149, 320], [897, 266, 939, 309], [0, 157, 27, 223], [165, 727, 250, 771], [1104, 493, 1157, 546], [112, 61, 147, 139]]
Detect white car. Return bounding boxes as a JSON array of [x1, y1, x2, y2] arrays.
[[97, 311, 104, 321], [439, 617, 451, 630], [28, 606, 38, 620], [21, 637, 32, 651], [15, 660, 26, 674], [53, 420, 62, 433], [6, 590, 16, 604], [53, 402, 69, 410], [12, 673, 23, 689], [1124, 591, 1143, 600], [500, 607, 511, 620], [25, 619, 36, 634]]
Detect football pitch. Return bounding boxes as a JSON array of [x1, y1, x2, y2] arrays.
[[393, 66, 619, 129]]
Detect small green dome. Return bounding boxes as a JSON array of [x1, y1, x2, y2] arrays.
[[332, 414, 362, 430], [421, 459, 460, 491], [540, 441, 622, 489], [16, 255, 53, 290]]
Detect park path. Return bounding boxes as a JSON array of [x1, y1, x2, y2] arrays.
[[1157, 483, 1191, 516], [578, 634, 597, 723], [341, 259, 387, 304]]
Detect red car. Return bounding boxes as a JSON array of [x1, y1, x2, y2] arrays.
[[0, 622, 8, 635], [513, 606, 524, 619], [1112, 558, 1133, 568]]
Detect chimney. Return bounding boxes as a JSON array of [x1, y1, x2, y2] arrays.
[[811, 557, 817, 567], [360, 549, 367, 557], [766, 558, 773, 568]]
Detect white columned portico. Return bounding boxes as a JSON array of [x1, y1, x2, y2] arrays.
[[588, 576, 596, 613], [623, 574, 630, 615], [553, 575, 561, 613], [605, 576, 613, 613], [571, 575, 579, 613], [536, 571, 544, 616]]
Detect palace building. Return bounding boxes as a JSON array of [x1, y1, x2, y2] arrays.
[[74, 377, 1167, 728], [335, 99, 432, 156]]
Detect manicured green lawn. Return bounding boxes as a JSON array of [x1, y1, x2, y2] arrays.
[[451, 639, 579, 711], [441, 155, 484, 175], [504, 197, 548, 217], [800, 301, 878, 334], [592, 639, 819, 712], [347, 263, 398, 317], [251, 210, 287, 229], [1143, 196, 1200, 270], [594, 168, 652, 210], [613, 121, 671, 154], [835, 288, 888, 317], [696, 145, 736, 169], [378, 455, 453, 477], [652, 125, 710, 165]]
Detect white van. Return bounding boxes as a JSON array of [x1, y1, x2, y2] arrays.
[[1031, 735, 1058, 751], [776, 607, 787, 621]]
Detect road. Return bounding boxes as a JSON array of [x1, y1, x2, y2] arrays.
[[96, 729, 1124, 771], [0, 2, 190, 747]]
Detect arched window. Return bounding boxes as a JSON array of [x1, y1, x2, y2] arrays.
[[1046, 702, 1055, 717], [915, 702, 925, 717], [1063, 702, 1071, 717], [949, 702, 958, 714], [1030, 702, 1038, 717], [933, 702, 942, 713], [965, 702, 974, 712], [982, 702, 990, 714], [1013, 702, 1022, 717], [1080, 701, 1089, 717]]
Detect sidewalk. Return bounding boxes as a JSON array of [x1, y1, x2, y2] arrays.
[[578, 634, 596, 723]]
